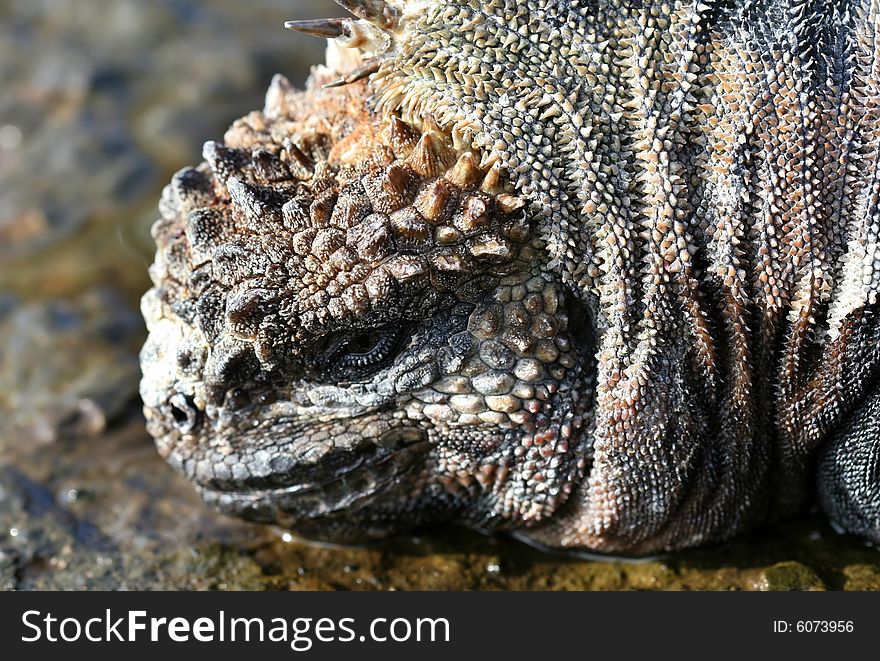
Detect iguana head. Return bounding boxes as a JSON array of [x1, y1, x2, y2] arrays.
[[140, 34, 594, 541]]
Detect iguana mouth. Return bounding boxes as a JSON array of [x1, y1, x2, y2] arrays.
[[194, 427, 431, 522]]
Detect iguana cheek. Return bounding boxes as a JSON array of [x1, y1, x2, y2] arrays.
[[410, 278, 581, 430], [396, 273, 592, 524]]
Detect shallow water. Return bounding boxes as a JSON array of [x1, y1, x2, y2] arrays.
[[1, 0, 878, 591]]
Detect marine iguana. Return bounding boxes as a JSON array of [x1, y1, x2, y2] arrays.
[[140, 0, 880, 554]]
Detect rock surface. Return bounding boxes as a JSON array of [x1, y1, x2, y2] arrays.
[[0, 290, 141, 444]]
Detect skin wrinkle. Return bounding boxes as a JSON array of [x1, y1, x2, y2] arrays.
[[141, 0, 880, 554]]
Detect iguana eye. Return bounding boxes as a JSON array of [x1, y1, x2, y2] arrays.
[[320, 326, 406, 381]]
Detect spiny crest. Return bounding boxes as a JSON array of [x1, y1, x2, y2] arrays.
[[334, 0, 401, 29], [286, 0, 430, 31], [285, 1, 438, 89], [151, 74, 528, 373], [286, 1, 402, 56]]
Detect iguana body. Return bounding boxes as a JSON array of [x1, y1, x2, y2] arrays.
[[140, 0, 880, 554]]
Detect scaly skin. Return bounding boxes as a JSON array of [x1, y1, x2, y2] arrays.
[[140, 0, 880, 555]]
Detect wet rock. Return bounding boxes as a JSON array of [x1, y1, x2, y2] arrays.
[[0, 416, 273, 590], [0, 465, 122, 590], [842, 564, 880, 591], [754, 561, 827, 592], [128, 545, 269, 591], [0, 289, 142, 444]]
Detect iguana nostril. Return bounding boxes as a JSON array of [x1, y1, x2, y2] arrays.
[[168, 393, 200, 434]]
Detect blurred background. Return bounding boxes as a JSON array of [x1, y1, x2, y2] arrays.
[[0, 0, 878, 590], [1, 0, 332, 303]]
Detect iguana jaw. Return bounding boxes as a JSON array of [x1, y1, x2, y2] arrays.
[[140, 308, 446, 540], [196, 429, 433, 535]]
